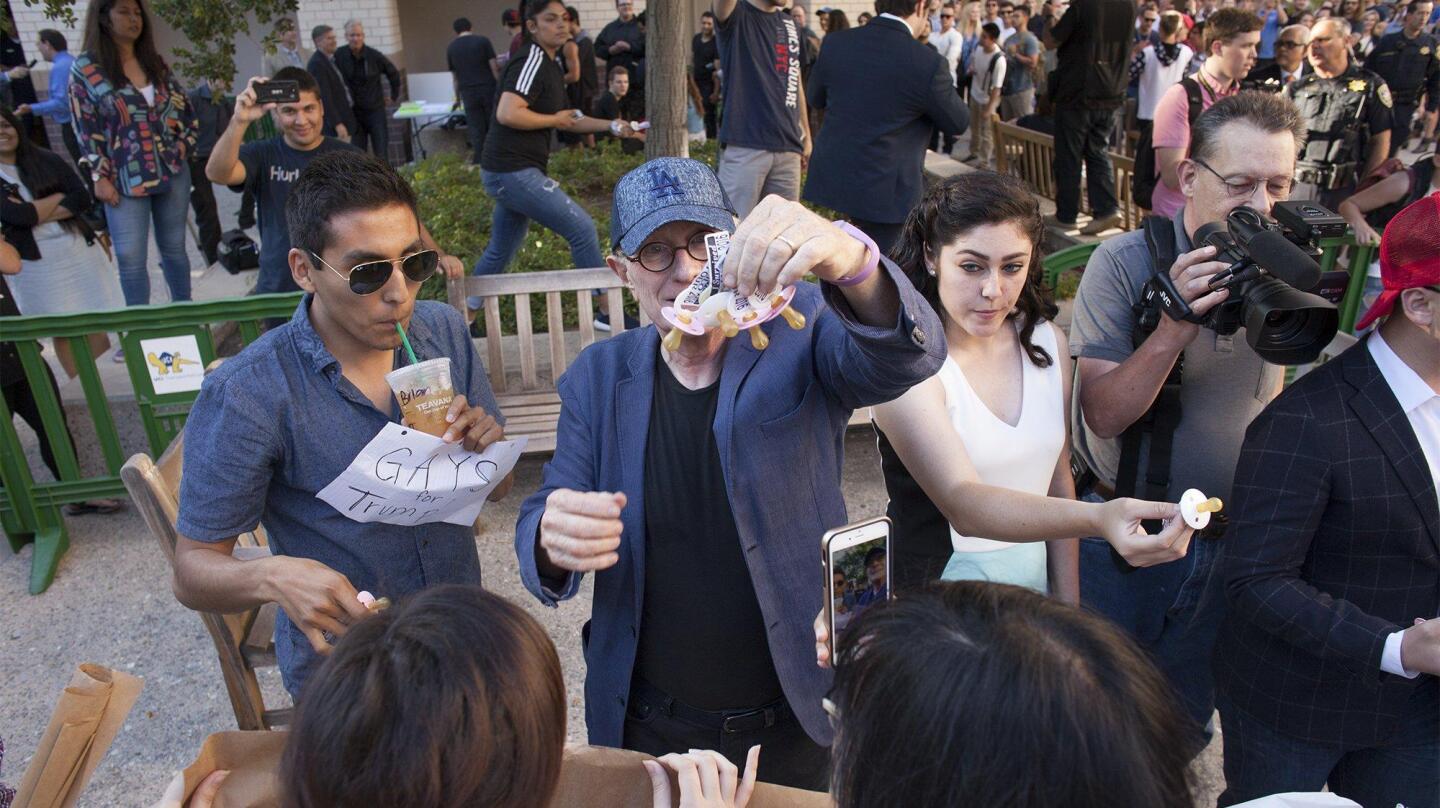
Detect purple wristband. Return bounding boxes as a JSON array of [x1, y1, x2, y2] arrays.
[[830, 220, 880, 287]]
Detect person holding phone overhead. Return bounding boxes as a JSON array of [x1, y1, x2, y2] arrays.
[[69, 0, 198, 309], [514, 156, 946, 790]]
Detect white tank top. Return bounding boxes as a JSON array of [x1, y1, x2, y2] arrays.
[[940, 321, 1067, 553], [1137, 44, 1194, 121]]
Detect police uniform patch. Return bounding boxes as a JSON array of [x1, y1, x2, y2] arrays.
[[1378, 83, 1393, 108], [1348, 78, 1367, 92]]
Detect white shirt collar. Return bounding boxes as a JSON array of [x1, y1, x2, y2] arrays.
[[1369, 331, 1439, 415], [878, 12, 914, 28]]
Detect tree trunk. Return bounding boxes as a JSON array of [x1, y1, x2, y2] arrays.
[[645, 0, 689, 158]]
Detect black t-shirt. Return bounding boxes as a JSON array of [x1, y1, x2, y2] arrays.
[[692, 33, 719, 90], [634, 357, 784, 711], [238, 136, 359, 294], [716, 1, 805, 153], [483, 43, 568, 174], [447, 33, 498, 92]]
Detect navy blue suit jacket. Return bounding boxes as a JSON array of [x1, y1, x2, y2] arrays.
[[802, 16, 970, 224], [515, 263, 945, 746], [1216, 336, 1439, 746]]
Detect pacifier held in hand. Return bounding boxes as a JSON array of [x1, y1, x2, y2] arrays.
[[659, 231, 805, 352], [1178, 489, 1224, 531]]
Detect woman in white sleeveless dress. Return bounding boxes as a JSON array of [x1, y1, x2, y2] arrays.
[[873, 172, 1195, 600]]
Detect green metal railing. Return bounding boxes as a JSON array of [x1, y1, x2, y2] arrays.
[[1, 293, 303, 594]]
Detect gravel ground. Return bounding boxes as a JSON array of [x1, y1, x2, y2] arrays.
[[0, 431, 1224, 806]]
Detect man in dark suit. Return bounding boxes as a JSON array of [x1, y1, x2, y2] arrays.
[[307, 25, 357, 140], [802, 0, 969, 255], [1215, 193, 1440, 808], [1244, 24, 1311, 93], [335, 19, 403, 159]]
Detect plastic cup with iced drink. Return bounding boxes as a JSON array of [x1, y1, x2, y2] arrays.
[[385, 357, 455, 437]]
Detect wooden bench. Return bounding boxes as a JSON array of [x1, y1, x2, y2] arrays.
[[120, 433, 292, 731], [995, 121, 1142, 231]]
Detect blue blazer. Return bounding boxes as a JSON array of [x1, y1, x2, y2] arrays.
[[802, 16, 970, 225], [515, 263, 945, 746]]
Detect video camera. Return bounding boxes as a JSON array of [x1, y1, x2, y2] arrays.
[[1141, 201, 1342, 365]]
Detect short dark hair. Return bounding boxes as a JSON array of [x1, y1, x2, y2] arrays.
[[1189, 91, 1305, 166], [608, 64, 630, 81], [830, 582, 1198, 808], [1159, 9, 1184, 36], [566, 5, 581, 24], [702, 9, 717, 18], [285, 151, 420, 260], [453, 16, 473, 32], [281, 586, 567, 808], [981, 21, 1001, 40], [37, 29, 67, 51], [1012, 4, 1031, 17], [892, 172, 1058, 368], [874, 0, 925, 18], [269, 65, 321, 99], [863, 547, 887, 567], [1203, 7, 1262, 52], [311, 24, 332, 43], [1404, 0, 1433, 14]]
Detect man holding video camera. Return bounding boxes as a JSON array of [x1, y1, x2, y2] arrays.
[[1069, 91, 1316, 743]]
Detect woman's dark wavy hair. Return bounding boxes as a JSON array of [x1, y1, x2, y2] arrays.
[[82, 0, 171, 88], [891, 171, 1059, 367], [829, 582, 1198, 808], [0, 106, 90, 240], [280, 585, 567, 808]]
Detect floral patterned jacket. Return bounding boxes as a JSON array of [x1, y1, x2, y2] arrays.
[[68, 52, 198, 197]]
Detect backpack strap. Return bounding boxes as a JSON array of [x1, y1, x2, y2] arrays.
[[1181, 76, 1204, 124]]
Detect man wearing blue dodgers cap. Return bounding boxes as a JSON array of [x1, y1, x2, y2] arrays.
[[513, 159, 945, 789]]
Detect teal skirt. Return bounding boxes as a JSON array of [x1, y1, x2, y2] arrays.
[[940, 542, 1049, 594]]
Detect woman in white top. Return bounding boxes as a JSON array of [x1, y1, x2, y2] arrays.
[[874, 172, 1194, 598]]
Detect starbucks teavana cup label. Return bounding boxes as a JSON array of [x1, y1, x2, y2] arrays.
[[385, 358, 454, 437]]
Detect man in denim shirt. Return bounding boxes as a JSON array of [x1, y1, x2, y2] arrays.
[[173, 152, 510, 698]]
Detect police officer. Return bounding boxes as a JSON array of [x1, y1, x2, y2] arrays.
[[1365, 0, 1439, 155], [1284, 18, 1394, 208]]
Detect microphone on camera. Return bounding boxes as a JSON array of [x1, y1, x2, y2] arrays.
[[1238, 228, 1322, 290]]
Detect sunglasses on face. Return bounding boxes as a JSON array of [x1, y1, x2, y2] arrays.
[[307, 248, 440, 295]]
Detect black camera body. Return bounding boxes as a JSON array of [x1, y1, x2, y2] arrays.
[[1141, 203, 1341, 365]]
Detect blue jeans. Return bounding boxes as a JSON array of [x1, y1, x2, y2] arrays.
[[473, 167, 604, 282], [105, 162, 193, 305], [1216, 688, 1440, 808], [1078, 491, 1224, 744]]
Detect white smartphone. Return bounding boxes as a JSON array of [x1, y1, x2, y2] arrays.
[[822, 517, 891, 664]]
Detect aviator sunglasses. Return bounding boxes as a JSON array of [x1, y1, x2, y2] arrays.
[[307, 248, 440, 295]]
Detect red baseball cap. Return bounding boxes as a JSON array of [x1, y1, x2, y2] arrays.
[[1355, 192, 1440, 331]]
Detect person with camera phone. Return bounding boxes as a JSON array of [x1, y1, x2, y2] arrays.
[[1067, 91, 1330, 750], [206, 68, 463, 296]]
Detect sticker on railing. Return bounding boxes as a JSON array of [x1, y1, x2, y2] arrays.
[[139, 335, 205, 394]]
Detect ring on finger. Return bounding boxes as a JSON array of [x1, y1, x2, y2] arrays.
[[775, 234, 799, 252]]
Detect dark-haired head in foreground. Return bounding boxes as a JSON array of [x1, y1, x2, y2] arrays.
[[281, 585, 567, 808], [829, 581, 1197, 808]]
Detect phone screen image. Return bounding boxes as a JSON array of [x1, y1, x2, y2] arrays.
[[828, 531, 889, 659]]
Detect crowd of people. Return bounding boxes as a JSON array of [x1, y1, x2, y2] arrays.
[[1, 0, 1438, 805]]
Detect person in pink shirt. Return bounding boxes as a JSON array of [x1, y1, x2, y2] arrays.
[[1150, 7, 1260, 217]]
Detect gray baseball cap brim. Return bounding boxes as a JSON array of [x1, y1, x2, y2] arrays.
[[614, 203, 737, 256]]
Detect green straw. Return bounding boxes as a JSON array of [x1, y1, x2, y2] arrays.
[[395, 323, 420, 365]]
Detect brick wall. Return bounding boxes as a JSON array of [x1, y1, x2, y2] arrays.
[[298, 0, 404, 58]]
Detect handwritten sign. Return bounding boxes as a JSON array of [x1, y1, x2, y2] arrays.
[[316, 423, 527, 527], [139, 335, 205, 395]]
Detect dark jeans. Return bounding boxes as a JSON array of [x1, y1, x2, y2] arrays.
[[4, 364, 73, 480], [459, 86, 493, 164], [188, 155, 221, 265], [1053, 104, 1119, 223], [702, 97, 718, 139], [847, 218, 905, 259], [1217, 686, 1440, 808], [352, 105, 390, 161], [1078, 490, 1221, 748], [623, 678, 831, 793]]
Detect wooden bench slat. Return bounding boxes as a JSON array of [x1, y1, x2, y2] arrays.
[[515, 293, 538, 389], [484, 297, 506, 394], [608, 293, 626, 335], [496, 391, 562, 407], [462, 267, 620, 296], [577, 290, 596, 348], [546, 291, 567, 380]]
